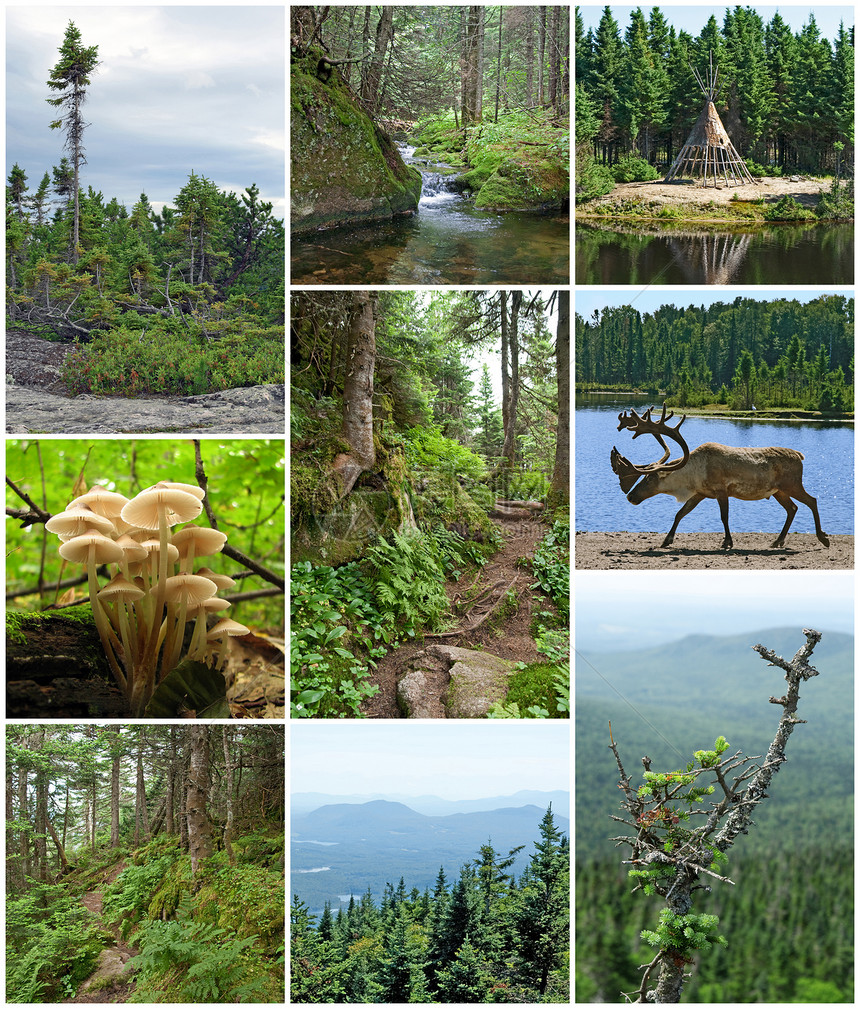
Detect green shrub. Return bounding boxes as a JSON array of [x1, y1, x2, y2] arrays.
[[816, 178, 854, 220], [611, 155, 659, 183], [403, 425, 486, 480], [62, 321, 284, 396], [763, 196, 816, 222], [531, 521, 570, 616]]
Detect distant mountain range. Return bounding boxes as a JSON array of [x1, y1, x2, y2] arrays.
[[292, 789, 570, 819], [291, 796, 569, 916]]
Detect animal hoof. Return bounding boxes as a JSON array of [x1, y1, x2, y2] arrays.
[[819, 534, 831, 548]]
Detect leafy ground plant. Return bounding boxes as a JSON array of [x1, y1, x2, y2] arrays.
[[609, 629, 823, 1003]]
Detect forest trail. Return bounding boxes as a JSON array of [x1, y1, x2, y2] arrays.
[[63, 861, 137, 1004], [364, 503, 552, 717]]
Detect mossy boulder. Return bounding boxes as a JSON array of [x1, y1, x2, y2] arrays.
[[291, 485, 416, 566], [472, 156, 569, 211], [291, 54, 422, 235], [413, 471, 498, 549]]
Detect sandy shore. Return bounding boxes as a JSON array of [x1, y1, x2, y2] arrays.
[[575, 531, 852, 570]]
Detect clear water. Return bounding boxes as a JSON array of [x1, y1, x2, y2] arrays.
[[575, 222, 854, 285], [291, 146, 570, 285], [576, 400, 854, 534]]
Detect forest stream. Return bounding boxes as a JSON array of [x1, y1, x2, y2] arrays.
[[290, 146, 569, 286], [364, 502, 555, 717]]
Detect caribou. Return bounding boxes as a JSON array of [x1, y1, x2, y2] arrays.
[[610, 404, 830, 550]]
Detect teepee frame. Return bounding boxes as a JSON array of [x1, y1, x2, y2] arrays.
[[664, 52, 755, 188]]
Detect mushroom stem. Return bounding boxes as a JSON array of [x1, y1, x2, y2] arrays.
[[86, 548, 126, 691]]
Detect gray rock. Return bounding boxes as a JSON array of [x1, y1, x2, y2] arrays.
[[397, 645, 515, 719], [6, 382, 285, 434]]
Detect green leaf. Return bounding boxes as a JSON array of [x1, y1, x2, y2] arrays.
[[145, 660, 229, 718]]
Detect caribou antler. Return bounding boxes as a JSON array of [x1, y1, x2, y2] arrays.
[[611, 404, 690, 494]]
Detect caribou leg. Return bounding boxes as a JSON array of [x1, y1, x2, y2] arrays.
[[716, 494, 733, 549], [771, 490, 797, 547], [774, 488, 830, 548], [660, 493, 706, 547]]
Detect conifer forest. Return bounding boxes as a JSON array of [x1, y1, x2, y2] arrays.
[[6, 724, 285, 1003], [291, 805, 570, 1003], [576, 6, 854, 189], [7, 19, 285, 409]]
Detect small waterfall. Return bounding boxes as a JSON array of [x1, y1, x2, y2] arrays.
[[420, 171, 458, 202], [397, 142, 459, 206]]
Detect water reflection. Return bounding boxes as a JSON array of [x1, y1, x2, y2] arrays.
[[575, 222, 854, 286]]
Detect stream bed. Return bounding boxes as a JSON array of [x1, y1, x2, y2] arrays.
[[291, 146, 569, 285]]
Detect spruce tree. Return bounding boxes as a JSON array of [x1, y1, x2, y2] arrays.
[[46, 21, 99, 261]]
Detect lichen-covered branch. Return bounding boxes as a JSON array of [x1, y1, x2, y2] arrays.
[[611, 629, 822, 1003]]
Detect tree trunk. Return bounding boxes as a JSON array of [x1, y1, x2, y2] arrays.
[[166, 727, 176, 835], [110, 725, 120, 847], [33, 730, 48, 881], [501, 292, 522, 467], [361, 7, 393, 111], [332, 290, 378, 497], [186, 725, 213, 876], [222, 728, 235, 865], [538, 6, 547, 105], [462, 6, 484, 125], [550, 291, 570, 510]]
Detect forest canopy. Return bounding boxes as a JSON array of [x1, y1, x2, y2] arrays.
[[6, 723, 285, 1003], [575, 6, 854, 187], [575, 295, 854, 412]]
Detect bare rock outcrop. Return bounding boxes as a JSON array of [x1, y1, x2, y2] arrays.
[[397, 644, 515, 718]]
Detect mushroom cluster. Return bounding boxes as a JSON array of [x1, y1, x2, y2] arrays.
[[46, 480, 249, 715]]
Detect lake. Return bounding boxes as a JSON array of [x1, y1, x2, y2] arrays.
[[291, 146, 569, 285], [575, 222, 854, 285], [576, 398, 854, 535]]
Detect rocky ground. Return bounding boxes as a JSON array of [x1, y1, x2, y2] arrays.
[[575, 531, 852, 569], [6, 330, 285, 434]]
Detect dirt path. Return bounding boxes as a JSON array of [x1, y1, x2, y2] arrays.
[[575, 531, 853, 569], [364, 504, 555, 717], [578, 176, 831, 214], [63, 862, 137, 1004]]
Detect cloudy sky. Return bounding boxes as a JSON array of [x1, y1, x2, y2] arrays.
[[291, 722, 570, 800], [7, 5, 285, 217], [576, 569, 854, 651]]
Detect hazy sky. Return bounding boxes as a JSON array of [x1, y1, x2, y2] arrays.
[[574, 288, 850, 319], [7, 5, 285, 217], [291, 722, 570, 799], [576, 5, 853, 41], [575, 569, 854, 651]]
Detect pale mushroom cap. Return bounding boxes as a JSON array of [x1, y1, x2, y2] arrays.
[[46, 507, 115, 538], [114, 535, 150, 563], [158, 481, 206, 501], [194, 567, 237, 590], [186, 597, 231, 616], [207, 617, 251, 639], [98, 574, 145, 602], [162, 573, 218, 605], [140, 539, 181, 564], [171, 527, 228, 556], [120, 487, 202, 529], [58, 532, 125, 565], [67, 489, 129, 519]]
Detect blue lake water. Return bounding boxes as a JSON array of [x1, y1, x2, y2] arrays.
[[576, 400, 854, 535]]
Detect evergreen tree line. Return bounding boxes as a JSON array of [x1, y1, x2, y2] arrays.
[[575, 295, 854, 412], [575, 6, 854, 175], [576, 848, 853, 1003], [291, 806, 569, 1003]]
